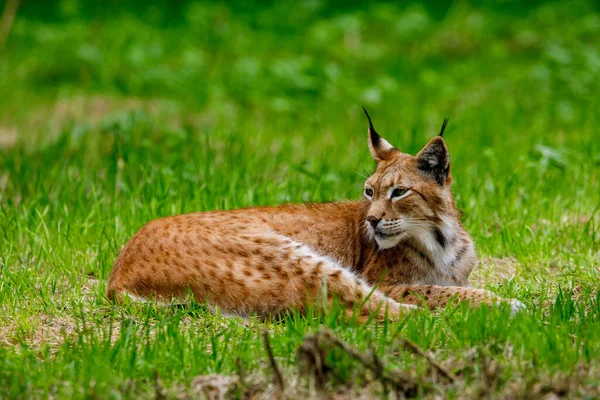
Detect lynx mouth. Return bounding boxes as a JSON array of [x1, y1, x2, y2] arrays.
[[371, 228, 406, 250], [374, 229, 404, 239]]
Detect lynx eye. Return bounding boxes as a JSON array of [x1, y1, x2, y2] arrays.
[[390, 187, 410, 199], [364, 188, 374, 199]]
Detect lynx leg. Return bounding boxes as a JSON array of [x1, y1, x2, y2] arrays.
[[383, 285, 525, 314], [267, 239, 418, 320], [301, 261, 417, 321]]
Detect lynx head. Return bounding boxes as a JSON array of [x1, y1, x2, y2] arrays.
[[362, 107, 458, 250]]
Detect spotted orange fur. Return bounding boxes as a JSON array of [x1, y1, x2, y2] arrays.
[[107, 110, 524, 320]]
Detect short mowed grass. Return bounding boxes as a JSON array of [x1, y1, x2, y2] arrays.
[[1, 0, 599, 398]]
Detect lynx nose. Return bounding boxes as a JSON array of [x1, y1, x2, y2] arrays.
[[367, 216, 381, 229]]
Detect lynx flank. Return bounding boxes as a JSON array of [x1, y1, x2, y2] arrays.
[[108, 109, 524, 320]]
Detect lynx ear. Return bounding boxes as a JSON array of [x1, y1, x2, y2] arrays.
[[362, 106, 396, 161], [416, 136, 450, 186]]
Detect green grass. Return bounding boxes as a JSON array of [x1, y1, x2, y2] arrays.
[[1, 0, 599, 398]]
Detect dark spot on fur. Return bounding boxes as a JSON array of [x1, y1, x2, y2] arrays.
[[432, 227, 447, 248], [405, 243, 433, 267], [450, 244, 469, 268], [236, 248, 250, 258], [329, 270, 342, 280], [183, 273, 196, 283]]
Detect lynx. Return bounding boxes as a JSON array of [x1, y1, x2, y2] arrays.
[[107, 108, 524, 321]]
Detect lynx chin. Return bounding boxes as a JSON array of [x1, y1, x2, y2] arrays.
[[107, 108, 524, 321]]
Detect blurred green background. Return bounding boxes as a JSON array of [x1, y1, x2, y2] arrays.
[[1, 0, 600, 398], [2, 0, 599, 258], [3, 0, 600, 129]]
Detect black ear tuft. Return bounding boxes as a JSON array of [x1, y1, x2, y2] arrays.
[[439, 118, 449, 137], [362, 106, 395, 161], [416, 137, 450, 186], [362, 106, 381, 148]]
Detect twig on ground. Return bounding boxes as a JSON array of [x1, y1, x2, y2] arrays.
[[235, 357, 247, 389], [299, 329, 418, 395], [153, 371, 167, 400], [263, 330, 285, 392], [298, 331, 329, 390], [396, 337, 456, 384]]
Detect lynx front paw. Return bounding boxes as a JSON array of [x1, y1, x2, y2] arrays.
[[401, 303, 420, 310], [492, 298, 525, 316], [508, 299, 526, 315]]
